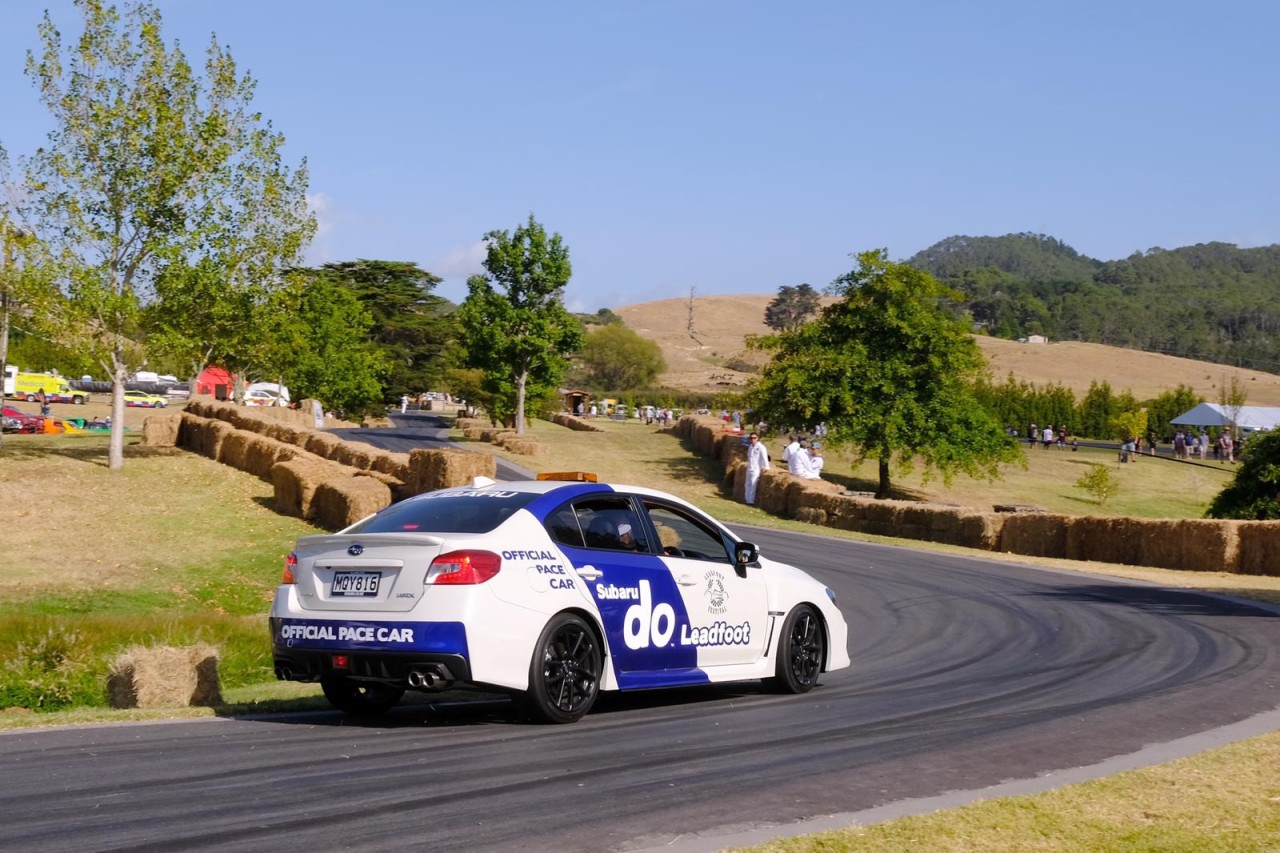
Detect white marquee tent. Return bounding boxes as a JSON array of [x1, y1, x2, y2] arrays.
[[1170, 403, 1280, 433]]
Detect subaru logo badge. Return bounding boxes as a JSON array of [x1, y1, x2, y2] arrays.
[[347, 544, 364, 556]]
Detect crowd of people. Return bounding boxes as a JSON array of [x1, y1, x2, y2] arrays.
[[743, 430, 825, 506]]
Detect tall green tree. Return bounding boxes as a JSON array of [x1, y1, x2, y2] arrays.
[[579, 324, 665, 390], [23, 0, 313, 468], [764, 283, 821, 332], [749, 249, 1021, 498], [315, 260, 453, 399], [266, 271, 386, 415], [456, 215, 582, 433]]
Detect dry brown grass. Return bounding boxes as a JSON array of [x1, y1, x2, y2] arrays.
[[618, 294, 1280, 403]]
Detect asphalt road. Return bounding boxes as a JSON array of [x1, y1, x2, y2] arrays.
[[3, 523, 1278, 852]]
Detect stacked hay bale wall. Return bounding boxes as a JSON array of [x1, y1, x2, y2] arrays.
[[664, 419, 1280, 575], [141, 412, 183, 447], [497, 433, 546, 456]]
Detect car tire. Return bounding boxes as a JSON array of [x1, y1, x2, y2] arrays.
[[767, 604, 825, 694], [320, 675, 405, 715], [74, 396, 85, 405], [523, 613, 602, 724]]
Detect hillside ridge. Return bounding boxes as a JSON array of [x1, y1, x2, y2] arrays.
[[615, 294, 1280, 405]]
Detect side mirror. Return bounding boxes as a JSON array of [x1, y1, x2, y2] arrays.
[[734, 542, 759, 567]]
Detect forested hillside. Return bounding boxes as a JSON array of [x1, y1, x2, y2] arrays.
[[906, 234, 1280, 373]]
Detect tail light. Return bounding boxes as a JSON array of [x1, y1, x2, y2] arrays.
[[282, 552, 298, 584], [426, 550, 502, 585]]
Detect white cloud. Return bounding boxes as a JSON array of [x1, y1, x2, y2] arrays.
[[303, 192, 336, 265], [429, 240, 488, 279]]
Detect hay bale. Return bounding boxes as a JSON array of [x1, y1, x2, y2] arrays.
[[355, 469, 412, 502], [245, 434, 298, 480], [220, 431, 254, 472], [304, 430, 344, 461], [1235, 521, 1280, 576], [999, 513, 1072, 559], [497, 434, 546, 456], [362, 416, 394, 429], [794, 506, 828, 525], [407, 448, 498, 494], [272, 456, 351, 519], [332, 440, 377, 470], [312, 476, 393, 531], [107, 644, 222, 709], [370, 451, 412, 480], [141, 412, 182, 447], [462, 427, 487, 439], [481, 428, 516, 443]]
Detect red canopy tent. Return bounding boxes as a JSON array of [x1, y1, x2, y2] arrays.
[[195, 366, 235, 400]]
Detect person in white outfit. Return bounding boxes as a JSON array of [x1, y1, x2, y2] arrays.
[[787, 437, 810, 476], [804, 444, 825, 479], [745, 432, 770, 505], [400, 394, 409, 413]]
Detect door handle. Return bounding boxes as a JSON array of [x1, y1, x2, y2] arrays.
[[677, 575, 697, 586], [576, 565, 603, 581]]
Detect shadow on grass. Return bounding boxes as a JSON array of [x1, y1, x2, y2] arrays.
[[0, 436, 177, 467], [817, 470, 930, 502]]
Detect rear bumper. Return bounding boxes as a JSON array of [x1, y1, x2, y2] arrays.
[[270, 616, 474, 687], [272, 647, 472, 688]]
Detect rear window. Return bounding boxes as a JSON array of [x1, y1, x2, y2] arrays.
[[347, 490, 538, 534]]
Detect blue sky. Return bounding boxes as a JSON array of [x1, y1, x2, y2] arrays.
[[1, 1, 1277, 311]]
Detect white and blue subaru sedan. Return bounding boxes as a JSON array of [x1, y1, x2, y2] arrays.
[[270, 474, 850, 723]]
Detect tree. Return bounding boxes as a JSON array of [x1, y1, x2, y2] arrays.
[[266, 272, 386, 416], [1076, 464, 1121, 507], [1217, 374, 1248, 438], [1147, 384, 1201, 441], [1109, 409, 1148, 442], [1206, 429, 1280, 519], [764, 283, 821, 332], [748, 249, 1022, 499], [315, 261, 453, 399], [23, 0, 313, 468], [456, 216, 582, 433], [579, 324, 665, 390]]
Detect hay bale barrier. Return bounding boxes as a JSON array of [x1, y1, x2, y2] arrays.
[[408, 448, 497, 494], [312, 476, 392, 531], [107, 644, 222, 709], [140, 412, 182, 446]]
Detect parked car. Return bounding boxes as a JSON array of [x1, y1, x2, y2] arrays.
[[243, 388, 282, 407], [2, 405, 43, 433], [270, 473, 851, 723], [123, 390, 168, 408]]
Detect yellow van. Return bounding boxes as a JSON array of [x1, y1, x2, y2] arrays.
[[9, 372, 87, 405]]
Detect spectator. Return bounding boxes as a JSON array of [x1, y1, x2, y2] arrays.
[[744, 432, 770, 505]]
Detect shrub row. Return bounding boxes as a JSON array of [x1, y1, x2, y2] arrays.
[[673, 415, 1280, 576]]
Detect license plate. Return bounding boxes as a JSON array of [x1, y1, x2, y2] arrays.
[[332, 571, 381, 597]]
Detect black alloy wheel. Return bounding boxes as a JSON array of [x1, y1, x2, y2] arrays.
[[769, 604, 825, 694], [525, 613, 602, 724]]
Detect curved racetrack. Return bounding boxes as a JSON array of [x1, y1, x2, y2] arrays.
[[3, 522, 1279, 852]]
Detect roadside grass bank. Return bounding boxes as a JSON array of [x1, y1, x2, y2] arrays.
[[0, 433, 319, 715], [727, 729, 1280, 852]]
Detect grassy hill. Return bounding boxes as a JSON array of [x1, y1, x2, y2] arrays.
[[616, 294, 1280, 405]]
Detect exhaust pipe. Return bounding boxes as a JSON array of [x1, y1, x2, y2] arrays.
[[275, 665, 293, 681], [407, 670, 436, 688]]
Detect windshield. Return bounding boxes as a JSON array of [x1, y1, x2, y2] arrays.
[[346, 490, 538, 534]]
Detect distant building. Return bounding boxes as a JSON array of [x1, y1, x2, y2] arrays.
[[1024, 334, 1049, 345]]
